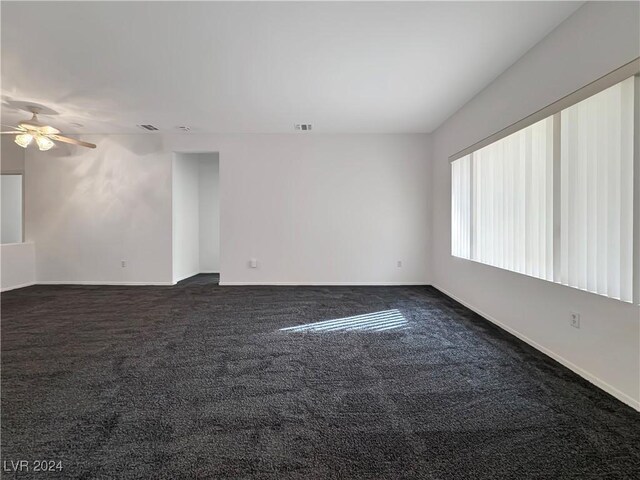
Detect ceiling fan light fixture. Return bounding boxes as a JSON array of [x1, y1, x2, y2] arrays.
[[7, 111, 95, 149], [35, 135, 55, 151], [15, 133, 33, 148]]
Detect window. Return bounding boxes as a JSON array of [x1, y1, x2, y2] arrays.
[[451, 68, 638, 303], [560, 77, 634, 302], [451, 154, 471, 259], [473, 117, 554, 280]]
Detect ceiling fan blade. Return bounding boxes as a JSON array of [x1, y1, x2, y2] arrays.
[[0, 131, 20, 134], [40, 125, 60, 135], [50, 135, 96, 149]]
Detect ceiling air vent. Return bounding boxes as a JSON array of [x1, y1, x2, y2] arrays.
[[137, 124, 159, 131], [294, 124, 313, 131]]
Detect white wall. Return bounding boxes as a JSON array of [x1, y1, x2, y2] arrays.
[[172, 153, 201, 282], [25, 136, 173, 285], [1, 242, 35, 291], [1, 174, 23, 244], [2, 138, 26, 244], [168, 134, 431, 285], [1, 133, 32, 291], [198, 153, 220, 273], [1, 136, 25, 173], [430, 1, 640, 409], [24, 133, 430, 286]]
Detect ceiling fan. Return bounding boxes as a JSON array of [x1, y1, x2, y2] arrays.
[[1, 108, 96, 150]]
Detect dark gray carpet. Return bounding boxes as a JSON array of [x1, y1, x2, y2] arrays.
[[1, 277, 639, 479]]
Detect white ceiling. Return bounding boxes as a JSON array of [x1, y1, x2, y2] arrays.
[[1, 1, 581, 134]]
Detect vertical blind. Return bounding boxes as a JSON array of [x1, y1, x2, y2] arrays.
[[451, 75, 636, 303], [451, 155, 471, 259], [560, 77, 634, 302], [473, 117, 553, 280]]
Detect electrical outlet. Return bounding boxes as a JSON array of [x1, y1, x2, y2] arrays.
[[121, 261, 126, 268], [570, 312, 580, 329], [397, 260, 402, 268], [250, 258, 258, 268]]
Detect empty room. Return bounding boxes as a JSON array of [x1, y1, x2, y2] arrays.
[[1, 1, 639, 478]]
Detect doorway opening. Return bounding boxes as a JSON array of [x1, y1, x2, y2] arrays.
[[172, 152, 220, 285]]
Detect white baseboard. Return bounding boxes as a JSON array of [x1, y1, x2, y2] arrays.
[[432, 284, 640, 412], [219, 281, 429, 286], [1, 281, 36, 292], [37, 281, 174, 286]]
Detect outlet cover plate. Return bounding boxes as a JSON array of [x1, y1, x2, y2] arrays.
[[570, 312, 580, 329]]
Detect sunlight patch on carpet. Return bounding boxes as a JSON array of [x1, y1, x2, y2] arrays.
[[280, 309, 408, 332]]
